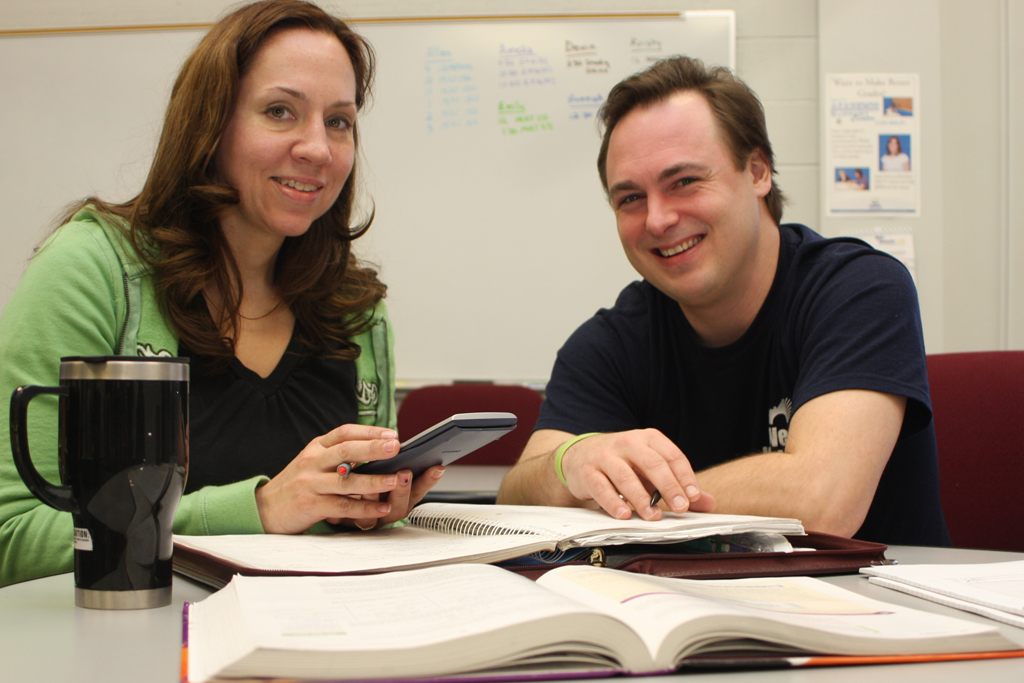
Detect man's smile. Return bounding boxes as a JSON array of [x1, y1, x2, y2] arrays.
[[657, 235, 704, 258]]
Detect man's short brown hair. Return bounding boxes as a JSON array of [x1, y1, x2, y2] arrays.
[[597, 56, 786, 225]]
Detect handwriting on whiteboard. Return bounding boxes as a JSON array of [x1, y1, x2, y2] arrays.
[[424, 46, 479, 133], [420, 32, 691, 135]]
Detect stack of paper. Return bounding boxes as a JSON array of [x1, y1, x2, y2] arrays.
[[861, 560, 1024, 628]]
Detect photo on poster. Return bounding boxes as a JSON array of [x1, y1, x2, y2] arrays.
[[835, 167, 870, 191], [883, 97, 913, 116], [879, 135, 911, 172]]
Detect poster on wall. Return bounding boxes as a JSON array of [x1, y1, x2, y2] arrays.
[[824, 73, 920, 217]]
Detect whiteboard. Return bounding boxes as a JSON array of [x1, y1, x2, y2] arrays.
[[0, 11, 733, 382]]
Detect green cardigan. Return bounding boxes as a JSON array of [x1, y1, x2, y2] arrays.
[[0, 208, 395, 586]]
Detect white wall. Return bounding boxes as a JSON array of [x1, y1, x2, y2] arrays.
[[818, 0, 946, 350], [937, 0, 1002, 351], [1006, 0, 1024, 349], [819, 0, 1023, 353]]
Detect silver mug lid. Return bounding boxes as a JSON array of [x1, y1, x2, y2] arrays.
[[59, 356, 189, 382]]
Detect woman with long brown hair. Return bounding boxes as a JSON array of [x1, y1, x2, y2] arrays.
[[0, 0, 442, 586]]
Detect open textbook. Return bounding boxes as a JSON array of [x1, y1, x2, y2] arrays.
[[174, 504, 805, 587], [862, 560, 1024, 628], [184, 563, 1023, 682]]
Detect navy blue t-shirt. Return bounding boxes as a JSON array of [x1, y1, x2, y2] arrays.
[[537, 224, 949, 547]]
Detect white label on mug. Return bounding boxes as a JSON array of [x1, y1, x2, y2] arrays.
[[73, 528, 93, 551]]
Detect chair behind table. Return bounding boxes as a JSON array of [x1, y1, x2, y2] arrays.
[[397, 383, 544, 466], [926, 351, 1024, 552]]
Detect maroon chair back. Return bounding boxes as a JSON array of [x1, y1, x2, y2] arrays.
[[926, 351, 1024, 552], [397, 384, 544, 466]]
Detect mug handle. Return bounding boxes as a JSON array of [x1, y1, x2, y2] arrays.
[[9, 385, 76, 513]]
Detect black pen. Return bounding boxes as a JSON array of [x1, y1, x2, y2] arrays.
[[649, 490, 661, 507]]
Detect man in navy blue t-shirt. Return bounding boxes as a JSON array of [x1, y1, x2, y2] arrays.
[[497, 57, 949, 546]]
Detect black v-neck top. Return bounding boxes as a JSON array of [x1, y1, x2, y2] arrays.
[[180, 325, 358, 494]]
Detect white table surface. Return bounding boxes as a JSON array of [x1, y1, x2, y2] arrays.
[[3, 542, 1023, 682], [429, 464, 510, 492]]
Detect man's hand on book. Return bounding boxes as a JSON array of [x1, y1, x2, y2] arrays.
[[253, 424, 443, 534], [560, 429, 716, 521]]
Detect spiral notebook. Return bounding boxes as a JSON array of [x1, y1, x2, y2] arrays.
[[174, 503, 890, 589]]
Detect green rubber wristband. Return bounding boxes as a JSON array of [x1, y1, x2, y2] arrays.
[[553, 433, 601, 486]]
